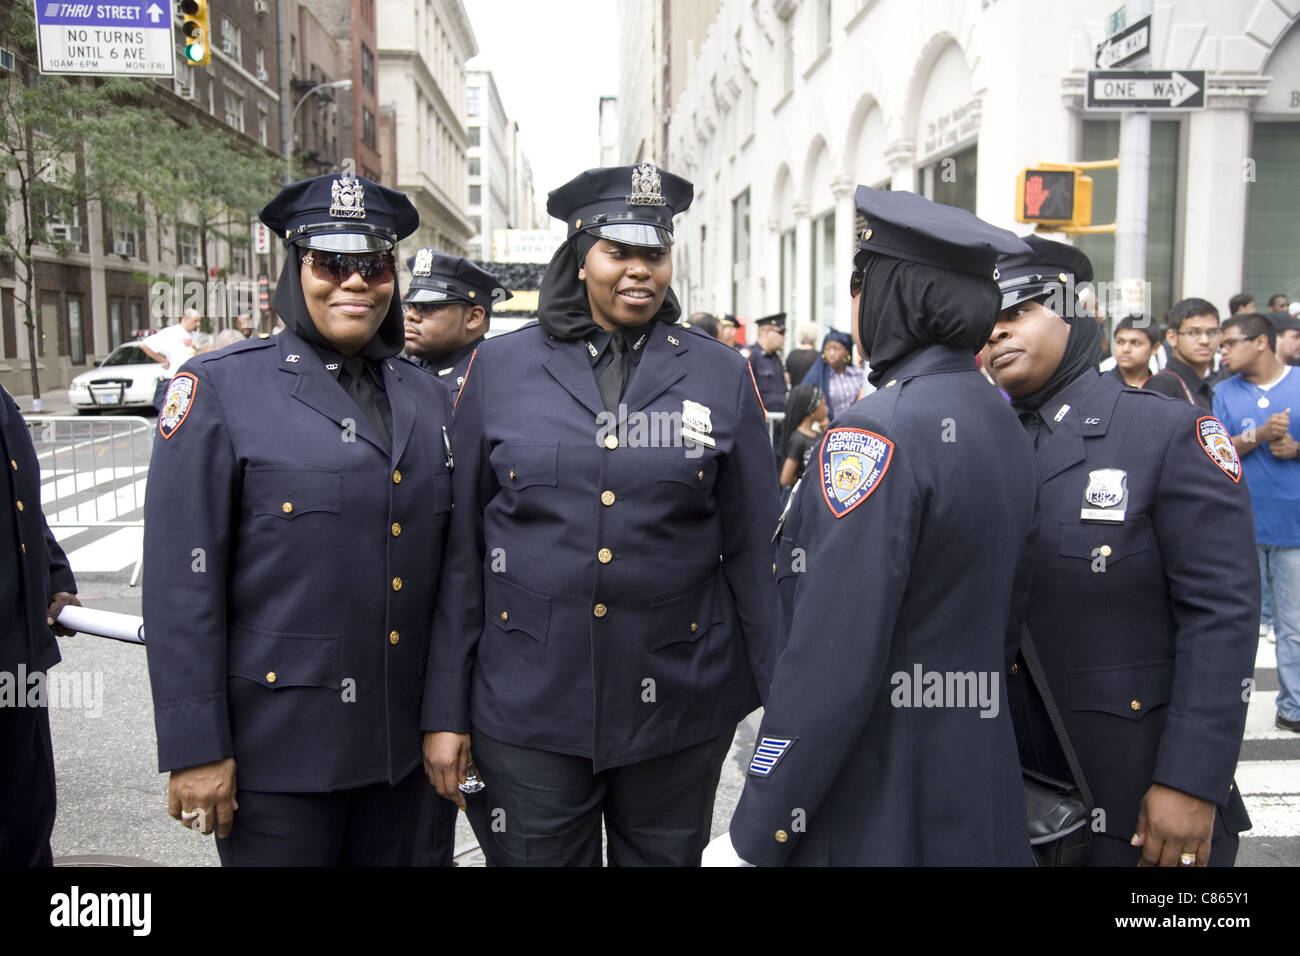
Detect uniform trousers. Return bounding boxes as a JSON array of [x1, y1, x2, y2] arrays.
[[214, 767, 425, 867], [0, 700, 56, 866], [469, 727, 734, 867], [412, 782, 459, 867]]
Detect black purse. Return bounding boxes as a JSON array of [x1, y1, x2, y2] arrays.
[[1020, 627, 1094, 866]]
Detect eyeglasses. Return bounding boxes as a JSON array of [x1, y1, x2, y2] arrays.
[[849, 270, 864, 297], [1176, 327, 1221, 341], [302, 251, 395, 284], [405, 301, 462, 318], [1219, 337, 1255, 349]]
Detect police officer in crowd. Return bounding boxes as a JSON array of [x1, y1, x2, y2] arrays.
[[985, 236, 1257, 866], [716, 313, 740, 349], [402, 250, 511, 404], [709, 188, 1037, 865], [748, 313, 788, 414], [1, 386, 80, 866], [689, 311, 718, 339], [143, 173, 454, 865], [423, 163, 781, 866]]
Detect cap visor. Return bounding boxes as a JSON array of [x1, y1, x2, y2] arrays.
[[590, 223, 673, 247], [404, 289, 460, 305], [295, 233, 393, 252]]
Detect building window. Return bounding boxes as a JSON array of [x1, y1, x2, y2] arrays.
[[361, 44, 374, 93], [1246, 122, 1300, 307], [780, 229, 797, 321], [178, 225, 201, 266], [224, 89, 245, 132], [40, 195, 81, 246], [230, 242, 250, 277], [468, 125, 480, 147], [66, 296, 86, 365], [109, 298, 124, 350], [221, 17, 241, 60], [176, 60, 196, 97], [731, 188, 750, 317], [467, 85, 481, 118], [468, 156, 481, 176], [816, 0, 833, 51], [782, 14, 795, 94], [255, 46, 267, 80], [362, 107, 376, 148], [920, 144, 978, 214], [811, 212, 835, 327], [130, 299, 144, 335], [257, 108, 269, 146], [469, 184, 482, 205]]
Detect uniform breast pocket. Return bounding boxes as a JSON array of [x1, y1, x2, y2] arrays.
[[432, 469, 452, 514], [1067, 659, 1174, 721], [656, 455, 718, 491], [648, 577, 723, 651], [228, 624, 341, 690], [1057, 514, 1153, 567], [245, 467, 342, 520], [484, 571, 552, 645], [490, 442, 558, 491]]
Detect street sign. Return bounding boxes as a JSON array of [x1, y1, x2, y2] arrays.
[[1086, 70, 1205, 110], [34, 1, 175, 77], [1095, 15, 1151, 69], [252, 222, 271, 255], [1105, 5, 1127, 38]]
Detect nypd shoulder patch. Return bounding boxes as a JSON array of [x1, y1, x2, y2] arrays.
[[819, 427, 894, 518], [1195, 416, 1241, 483], [749, 736, 796, 777], [158, 373, 197, 440]]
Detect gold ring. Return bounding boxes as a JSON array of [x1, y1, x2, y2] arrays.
[[1179, 851, 1196, 866]]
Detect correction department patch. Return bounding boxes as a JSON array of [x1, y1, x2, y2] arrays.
[[158, 373, 197, 439], [819, 427, 894, 518], [1195, 416, 1240, 482]]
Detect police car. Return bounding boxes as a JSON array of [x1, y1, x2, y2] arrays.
[[67, 343, 168, 414]]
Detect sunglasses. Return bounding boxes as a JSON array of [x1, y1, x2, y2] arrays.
[[404, 301, 464, 318], [849, 270, 864, 297], [302, 251, 395, 284]]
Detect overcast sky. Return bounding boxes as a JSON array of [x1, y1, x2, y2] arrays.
[[463, 0, 619, 211]]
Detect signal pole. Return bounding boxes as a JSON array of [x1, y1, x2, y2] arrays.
[[1113, 0, 1153, 320]]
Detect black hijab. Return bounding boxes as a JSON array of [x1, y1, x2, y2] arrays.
[[856, 253, 1000, 387], [537, 232, 681, 341], [1007, 299, 1104, 414], [270, 246, 406, 361]]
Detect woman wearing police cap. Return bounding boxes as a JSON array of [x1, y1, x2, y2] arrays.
[[143, 172, 455, 865], [422, 164, 780, 866], [985, 235, 1257, 867]]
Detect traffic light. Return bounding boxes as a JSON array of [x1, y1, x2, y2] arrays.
[[178, 0, 210, 66], [1015, 167, 1093, 228]]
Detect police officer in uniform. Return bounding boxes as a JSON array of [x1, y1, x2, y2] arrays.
[[709, 188, 1036, 866], [716, 313, 740, 349], [984, 236, 1257, 866], [402, 250, 510, 404], [1, 386, 79, 866], [748, 313, 788, 415], [422, 163, 781, 866], [143, 173, 454, 866]]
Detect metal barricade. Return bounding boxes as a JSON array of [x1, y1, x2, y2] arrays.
[[24, 416, 154, 587], [765, 411, 785, 444]]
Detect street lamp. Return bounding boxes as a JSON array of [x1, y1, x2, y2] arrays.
[[283, 78, 352, 184]]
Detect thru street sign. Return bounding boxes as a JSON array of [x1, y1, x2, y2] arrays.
[[1086, 70, 1205, 110], [34, 1, 176, 77], [1095, 15, 1151, 69]]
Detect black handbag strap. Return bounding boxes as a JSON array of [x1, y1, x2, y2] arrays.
[[1020, 625, 1095, 810]]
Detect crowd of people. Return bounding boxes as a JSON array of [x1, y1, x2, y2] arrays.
[[2, 161, 1293, 869]]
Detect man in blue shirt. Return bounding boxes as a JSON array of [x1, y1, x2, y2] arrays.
[[1214, 312, 1300, 733]]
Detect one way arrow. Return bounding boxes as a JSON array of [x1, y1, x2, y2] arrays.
[[1087, 70, 1206, 109], [146, 2, 163, 23]]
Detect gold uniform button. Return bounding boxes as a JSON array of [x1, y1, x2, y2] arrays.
[[862, 228, 873, 242], [266, 671, 277, 684], [601, 490, 616, 506], [775, 829, 789, 843], [10, 459, 16, 470], [392, 469, 402, 484], [1009, 662, 1019, 675], [500, 610, 509, 622], [697, 470, 704, 481], [15, 500, 23, 512], [690, 622, 698, 633], [604, 434, 619, 450], [391, 522, 402, 537], [281, 501, 293, 514], [509, 469, 516, 480], [1130, 699, 1141, 712], [1099, 544, 1112, 557], [598, 548, 613, 564], [389, 630, 400, 645], [885, 379, 897, 388], [593, 603, 608, 618], [20, 543, 26, 554], [392, 577, 403, 592], [772, 562, 777, 574]]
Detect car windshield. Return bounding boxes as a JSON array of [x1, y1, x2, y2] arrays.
[[101, 346, 153, 367]]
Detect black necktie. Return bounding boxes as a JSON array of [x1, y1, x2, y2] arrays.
[[597, 334, 627, 414], [340, 356, 392, 452], [1018, 409, 1043, 448]]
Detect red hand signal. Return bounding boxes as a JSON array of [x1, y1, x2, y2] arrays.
[[1025, 175, 1051, 217]]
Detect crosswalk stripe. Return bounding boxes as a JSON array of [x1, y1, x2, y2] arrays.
[[52, 526, 143, 573], [1238, 795, 1300, 838], [1235, 760, 1300, 796]]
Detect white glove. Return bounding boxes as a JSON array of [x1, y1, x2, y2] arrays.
[[701, 831, 754, 867]]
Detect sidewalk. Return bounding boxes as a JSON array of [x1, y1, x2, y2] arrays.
[[9, 388, 78, 416]]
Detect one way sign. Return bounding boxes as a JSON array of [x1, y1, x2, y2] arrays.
[[1086, 70, 1205, 110]]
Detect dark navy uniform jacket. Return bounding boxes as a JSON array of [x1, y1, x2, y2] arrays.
[[143, 329, 453, 792], [423, 322, 781, 770], [412, 336, 481, 405], [1008, 369, 1256, 844], [730, 346, 1038, 866], [1, 387, 75, 674], [748, 349, 786, 413]]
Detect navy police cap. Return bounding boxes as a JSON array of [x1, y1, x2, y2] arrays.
[[260, 172, 419, 253], [548, 163, 693, 247], [755, 313, 786, 331], [855, 186, 1029, 280], [404, 250, 512, 313], [717, 314, 739, 329], [996, 235, 1095, 311]]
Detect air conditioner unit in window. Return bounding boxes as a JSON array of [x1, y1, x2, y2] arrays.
[[221, 38, 235, 56], [0, 48, 15, 72], [176, 81, 197, 101], [49, 224, 82, 245], [254, 0, 269, 14], [256, 66, 268, 81], [113, 240, 134, 257]]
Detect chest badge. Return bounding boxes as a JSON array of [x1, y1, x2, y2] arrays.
[[682, 399, 716, 449], [1080, 468, 1128, 523]]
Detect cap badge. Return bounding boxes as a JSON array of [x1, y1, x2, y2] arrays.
[[627, 163, 667, 207], [329, 176, 366, 219], [412, 249, 433, 276]]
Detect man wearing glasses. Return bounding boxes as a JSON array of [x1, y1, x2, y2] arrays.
[[143, 173, 455, 865], [1163, 298, 1224, 410]]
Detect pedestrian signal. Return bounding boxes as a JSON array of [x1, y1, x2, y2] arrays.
[[179, 0, 210, 66], [1015, 168, 1092, 227]]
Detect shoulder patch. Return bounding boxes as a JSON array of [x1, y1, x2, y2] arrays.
[[819, 427, 894, 517], [158, 373, 197, 439], [1195, 416, 1241, 482]]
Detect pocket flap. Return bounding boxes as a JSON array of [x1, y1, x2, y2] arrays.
[[228, 625, 341, 689], [246, 468, 342, 519], [490, 442, 558, 490], [648, 577, 720, 651], [484, 572, 552, 644], [1067, 659, 1173, 720], [1058, 515, 1152, 564], [656, 455, 718, 489]]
